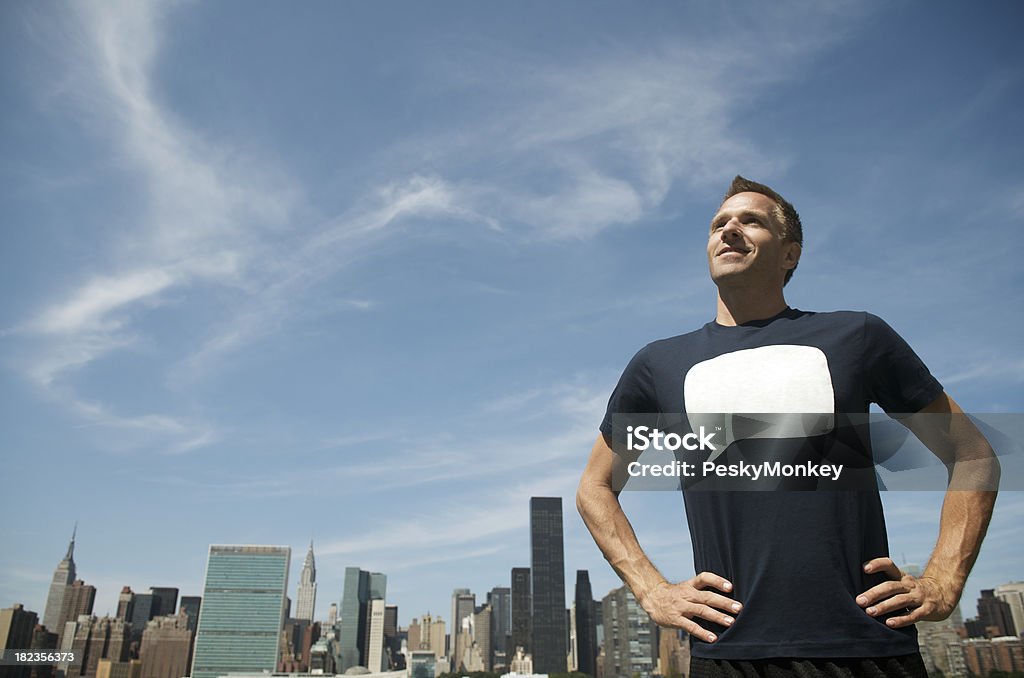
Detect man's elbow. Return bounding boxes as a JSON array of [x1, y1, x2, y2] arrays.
[[576, 476, 595, 519], [951, 441, 1001, 492]]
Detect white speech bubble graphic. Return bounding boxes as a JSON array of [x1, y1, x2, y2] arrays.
[[684, 345, 836, 461]]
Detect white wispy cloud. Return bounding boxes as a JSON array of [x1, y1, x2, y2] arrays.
[[27, 269, 175, 336], [376, 8, 868, 242], [12, 5, 487, 450], [175, 174, 486, 379], [318, 473, 574, 559], [10, 1, 866, 457], [9, 2, 297, 451]]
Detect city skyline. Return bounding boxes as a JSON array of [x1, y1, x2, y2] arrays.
[[2, 0, 1022, 644], [9, 516, 1022, 636], [4, 503, 1022, 678]]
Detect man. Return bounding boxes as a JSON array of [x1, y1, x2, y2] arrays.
[[576, 176, 999, 676]]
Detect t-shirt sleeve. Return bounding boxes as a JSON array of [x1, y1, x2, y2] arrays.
[[599, 346, 658, 441], [863, 313, 944, 415]]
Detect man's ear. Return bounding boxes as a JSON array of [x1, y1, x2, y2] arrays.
[[783, 241, 801, 271]]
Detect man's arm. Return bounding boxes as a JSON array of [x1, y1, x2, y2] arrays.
[[576, 433, 740, 642], [857, 392, 999, 628]]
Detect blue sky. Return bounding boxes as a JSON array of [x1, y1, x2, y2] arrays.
[[1, 1, 1021, 629]]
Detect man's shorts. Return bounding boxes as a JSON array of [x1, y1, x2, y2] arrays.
[[689, 653, 929, 678]]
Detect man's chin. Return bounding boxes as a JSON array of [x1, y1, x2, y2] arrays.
[[709, 266, 749, 284]]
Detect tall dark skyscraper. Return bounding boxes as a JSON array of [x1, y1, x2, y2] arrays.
[[383, 604, 400, 669], [487, 587, 511, 670], [977, 589, 1015, 637], [574, 571, 597, 677], [128, 595, 155, 643], [43, 528, 77, 633], [510, 568, 531, 658], [1, 603, 39, 678], [178, 597, 201, 632], [530, 497, 567, 674], [337, 567, 386, 672], [148, 589, 178, 619]]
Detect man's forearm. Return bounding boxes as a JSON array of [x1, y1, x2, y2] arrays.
[[922, 488, 997, 607], [908, 395, 999, 609], [576, 476, 667, 604]]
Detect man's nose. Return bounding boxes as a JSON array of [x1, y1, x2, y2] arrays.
[[721, 218, 742, 238]]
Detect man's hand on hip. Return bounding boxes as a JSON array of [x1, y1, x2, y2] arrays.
[[857, 557, 955, 628], [639, 571, 741, 643]]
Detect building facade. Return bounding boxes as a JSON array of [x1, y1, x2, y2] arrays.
[[601, 586, 655, 678], [58, 582, 96, 645], [510, 568, 531, 659], [574, 570, 597, 677], [995, 582, 1024, 638], [529, 497, 567, 674], [337, 567, 386, 672], [138, 612, 192, 678], [189, 545, 291, 678], [295, 542, 317, 623], [487, 587, 510, 671], [43, 530, 77, 633]]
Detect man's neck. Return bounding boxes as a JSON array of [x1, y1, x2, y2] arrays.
[[715, 286, 789, 326]]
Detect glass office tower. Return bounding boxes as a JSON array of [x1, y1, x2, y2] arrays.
[[190, 545, 291, 678], [530, 497, 567, 674]]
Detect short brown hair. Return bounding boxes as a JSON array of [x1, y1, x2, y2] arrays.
[[722, 175, 803, 284]]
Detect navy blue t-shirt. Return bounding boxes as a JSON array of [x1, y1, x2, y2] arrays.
[[599, 308, 943, 659]]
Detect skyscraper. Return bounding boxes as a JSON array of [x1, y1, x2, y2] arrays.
[[337, 567, 386, 672], [338, 568, 367, 671], [128, 596, 155, 644], [487, 587, 510, 671], [978, 589, 1016, 637], [295, 542, 317, 623], [58, 581, 96, 645], [408, 614, 446, 657], [383, 604, 400, 669], [29, 623, 59, 678], [189, 545, 291, 678], [574, 571, 597, 677], [601, 586, 655, 678], [1, 604, 39, 678], [472, 605, 492, 672], [148, 589, 178, 619], [67, 616, 130, 678], [530, 497, 567, 674], [178, 597, 201, 633], [43, 528, 77, 633], [1, 603, 38, 649], [510, 568, 531, 658], [995, 582, 1024, 638], [115, 589, 134, 622], [138, 613, 191, 678], [366, 599, 386, 672], [450, 590, 475, 666]]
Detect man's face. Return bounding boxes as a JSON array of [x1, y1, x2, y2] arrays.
[[707, 192, 800, 288]]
